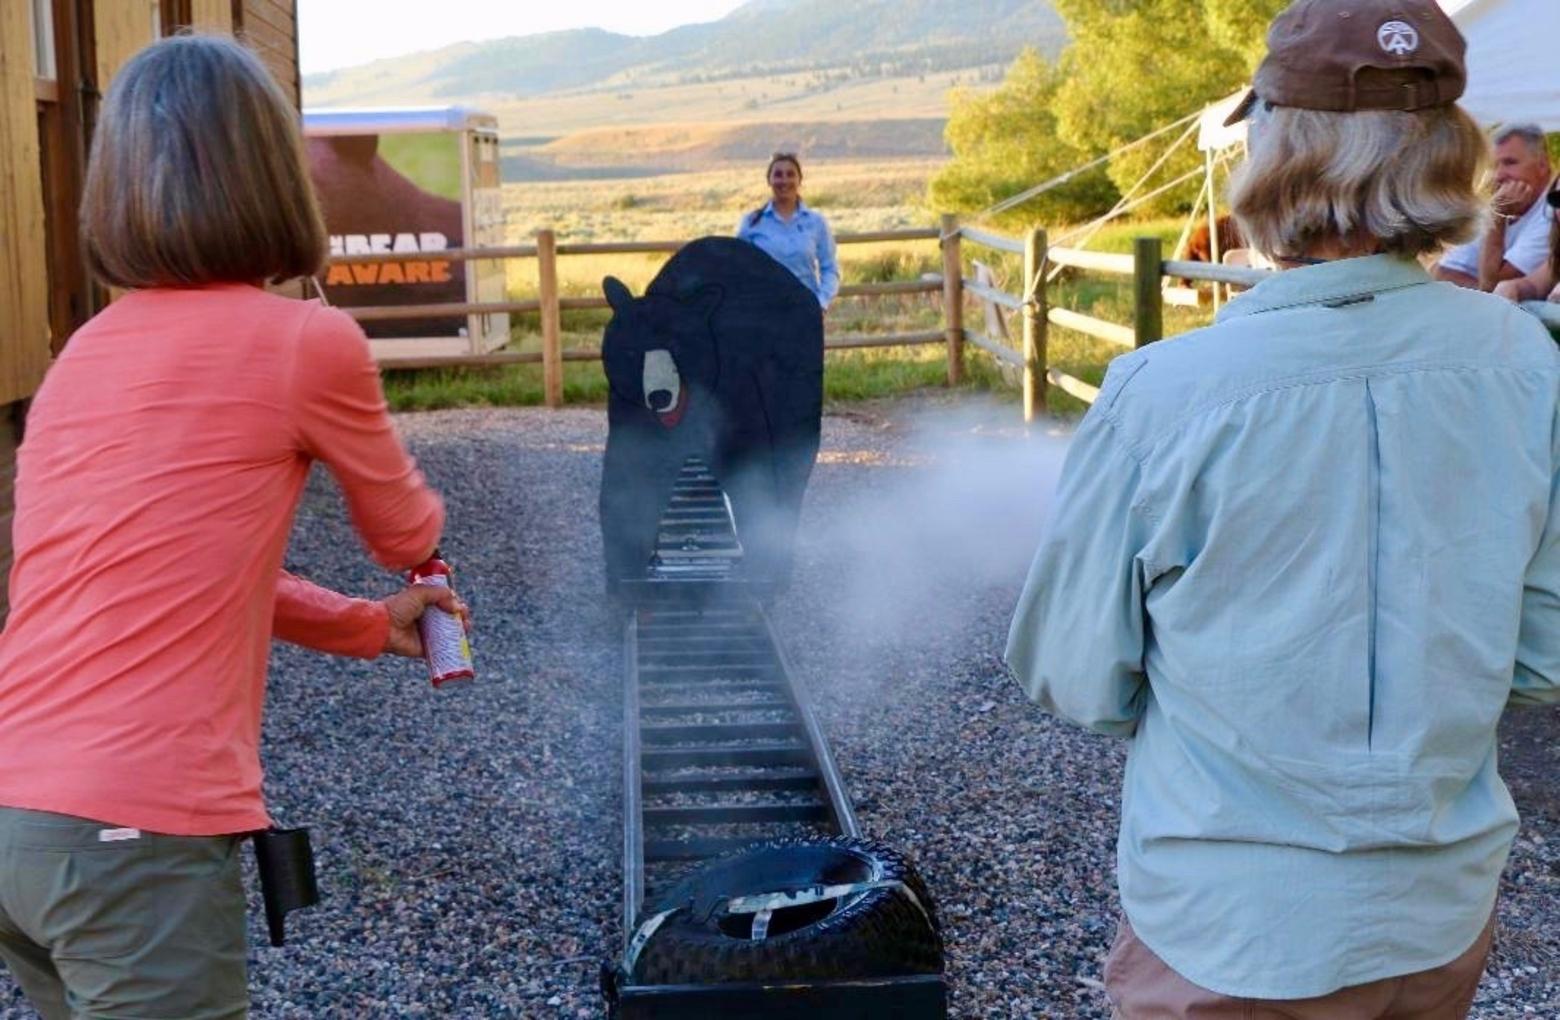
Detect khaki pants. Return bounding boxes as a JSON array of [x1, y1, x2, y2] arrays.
[[0, 807, 248, 1020], [1104, 914, 1494, 1020]]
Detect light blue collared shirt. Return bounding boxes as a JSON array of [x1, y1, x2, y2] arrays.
[[1007, 255, 1560, 999], [736, 200, 840, 308]]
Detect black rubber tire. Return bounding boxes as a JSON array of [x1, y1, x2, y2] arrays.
[[631, 835, 943, 985]]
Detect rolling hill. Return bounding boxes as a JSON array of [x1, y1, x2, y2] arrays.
[[303, 0, 1065, 107], [302, 0, 1065, 176]]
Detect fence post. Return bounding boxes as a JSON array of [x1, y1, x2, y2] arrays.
[[1022, 227, 1048, 422], [1133, 236, 1164, 348], [940, 213, 964, 386], [537, 229, 562, 408]]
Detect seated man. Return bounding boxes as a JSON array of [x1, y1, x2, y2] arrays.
[[1494, 188, 1560, 304], [1433, 123, 1553, 290]]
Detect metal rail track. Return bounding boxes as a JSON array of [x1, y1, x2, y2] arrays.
[[608, 457, 947, 1018], [621, 457, 859, 927]]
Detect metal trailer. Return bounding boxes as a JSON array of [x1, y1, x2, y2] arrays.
[[605, 458, 947, 1018], [301, 106, 508, 363]]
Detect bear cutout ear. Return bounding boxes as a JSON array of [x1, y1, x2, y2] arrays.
[[603, 276, 635, 315], [686, 284, 724, 320]]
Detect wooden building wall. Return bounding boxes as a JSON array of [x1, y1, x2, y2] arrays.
[[192, 0, 233, 30], [93, 2, 301, 100], [0, 2, 53, 621], [0, 4, 52, 408], [94, 2, 157, 95], [240, 0, 299, 108], [0, 0, 299, 624]]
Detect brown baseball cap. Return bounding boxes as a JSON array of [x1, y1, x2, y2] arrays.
[[1225, 0, 1466, 126]]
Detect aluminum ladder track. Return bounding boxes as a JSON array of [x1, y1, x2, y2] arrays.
[[621, 457, 858, 929]]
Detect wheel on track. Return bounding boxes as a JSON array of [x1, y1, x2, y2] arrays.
[[630, 835, 943, 985]]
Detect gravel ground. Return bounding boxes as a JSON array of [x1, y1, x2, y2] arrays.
[[1, 399, 1555, 1018]]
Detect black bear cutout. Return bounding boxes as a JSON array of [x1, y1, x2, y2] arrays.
[[599, 236, 824, 592]]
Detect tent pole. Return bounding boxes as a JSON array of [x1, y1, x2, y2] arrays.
[[1206, 149, 1222, 312]]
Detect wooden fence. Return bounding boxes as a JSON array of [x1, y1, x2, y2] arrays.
[[326, 218, 1273, 416], [953, 222, 1272, 418], [330, 227, 950, 407]]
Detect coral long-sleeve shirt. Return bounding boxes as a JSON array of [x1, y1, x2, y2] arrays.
[[0, 284, 444, 835]]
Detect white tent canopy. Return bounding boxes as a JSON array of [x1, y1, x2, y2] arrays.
[[1443, 0, 1560, 130], [1199, 0, 1560, 147], [1197, 92, 1247, 153]]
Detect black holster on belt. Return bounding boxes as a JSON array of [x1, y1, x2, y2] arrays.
[[250, 826, 320, 947]]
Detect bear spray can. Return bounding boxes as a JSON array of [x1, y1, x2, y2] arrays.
[[409, 551, 474, 687]]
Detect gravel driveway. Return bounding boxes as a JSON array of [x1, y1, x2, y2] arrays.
[[1, 399, 1554, 1018]]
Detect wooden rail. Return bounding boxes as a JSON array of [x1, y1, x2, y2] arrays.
[[348, 300, 542, 322], [963, 330, 1025, 367], [322, 228, 941, 268], [1048, 247, 1134, 276], [959, 226, 1025, 255], [332, 226, 954, 408], [1047, 307, 1135, 349], [963, 280, 1022, 312], [1046, 367, 1101, 404], [1161, 259, 1271, 288], [952, 225, 1249, 420], [328, 215, 1305, 419]]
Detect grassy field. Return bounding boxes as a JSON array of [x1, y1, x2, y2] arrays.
[[515, 118, 948, 177], [309, 59, 996, 136], [500, 158, 945, 244], [383, 160, 1220, 418], [483, 67, 995, 143]]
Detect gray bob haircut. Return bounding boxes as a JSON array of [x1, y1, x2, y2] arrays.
[[81, 34, 327, 289], [1493, 123, 1549, 157], [1228, 103, 1487, 259]]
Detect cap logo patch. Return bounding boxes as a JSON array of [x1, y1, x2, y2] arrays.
[[1378, 20, 1420, 56]]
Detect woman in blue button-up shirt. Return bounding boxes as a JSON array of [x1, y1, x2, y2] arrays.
[[736, 153, 840, 310], [1008, 1, 1560, 1014]]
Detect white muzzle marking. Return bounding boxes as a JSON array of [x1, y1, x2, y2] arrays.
[[643, 349, 681, 413]]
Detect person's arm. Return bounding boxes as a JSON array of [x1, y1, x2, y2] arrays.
[[1512, 398, 1560, 706], [291, 306, 445, 570], [273, 570, 389, 658], [1479, 181, 1542, 291], [1005, 405, 1152, 736], [274, 570, 466, 659], [1433, 237, 1481, 287], [1495, 263, 1556, 303], [814, 216, 840, 309], [1433, 265, 1479, 287], [1477, 218, 1513, 292]]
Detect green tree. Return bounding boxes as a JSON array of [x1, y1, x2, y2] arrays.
[[929, 48, 1118, 228], [928, 1, 1286, 225], [1050, 0, 1285, 215], [1205, 0, 1289, 69]]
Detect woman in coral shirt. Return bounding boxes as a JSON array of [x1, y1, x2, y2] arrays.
[[0, 35, 454, 1019]]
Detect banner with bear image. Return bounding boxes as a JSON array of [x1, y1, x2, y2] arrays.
[[307, 131, 466, 339]]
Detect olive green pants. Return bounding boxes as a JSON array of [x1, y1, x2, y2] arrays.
[[0, 807, 248, 1019]]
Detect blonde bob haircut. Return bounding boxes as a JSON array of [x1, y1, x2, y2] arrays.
[[1228, 102, 1487, 259], [81, 34, 327, 289]]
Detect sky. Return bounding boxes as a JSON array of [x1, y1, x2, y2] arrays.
[[297, 0, 751, 75]]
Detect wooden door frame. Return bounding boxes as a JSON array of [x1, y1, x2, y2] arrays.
[[160, 0, 193, 35], [35, 0, 100, 353]]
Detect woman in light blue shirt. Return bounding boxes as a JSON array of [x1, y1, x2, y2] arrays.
[[736, 153, 840, 310], [1008, 1, 1559, 1015]]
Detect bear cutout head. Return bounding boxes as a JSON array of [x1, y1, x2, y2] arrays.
[[601, 276, 723, 430]]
